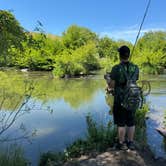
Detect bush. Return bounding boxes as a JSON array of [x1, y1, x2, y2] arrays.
[[53, 43, 100, 77]]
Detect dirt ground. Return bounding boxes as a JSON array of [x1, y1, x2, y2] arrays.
[[64, 146, 166, 166]]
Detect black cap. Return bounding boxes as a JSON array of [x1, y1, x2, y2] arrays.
[[118, 45, 130, 54], [118, 45, 130, 59]]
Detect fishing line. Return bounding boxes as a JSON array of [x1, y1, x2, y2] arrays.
[[130, 0, 152, 59]]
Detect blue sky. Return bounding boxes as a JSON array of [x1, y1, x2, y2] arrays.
[[1, 0, 166, 42]]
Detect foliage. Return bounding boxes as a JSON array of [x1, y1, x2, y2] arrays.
[[62, 25, 97, 49], [135, 104, 149, 145], [0, 10, 166, 75], [132, 31, 166, 74], [85, 114, 117, 151], [100, 57, 116, 72], [0, 10, 26, 66], [65, 114, 116, 158], [11, 32, 62, 70], [39, 152, 65, 166], [97, 36, 118, 59], [53, 42, 100, 77]]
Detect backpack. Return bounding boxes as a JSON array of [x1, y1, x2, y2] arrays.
[[120, 64, 143, 111]]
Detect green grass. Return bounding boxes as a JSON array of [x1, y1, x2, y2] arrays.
[[135, 104, 149, 145], [0, 145, 28, 166]]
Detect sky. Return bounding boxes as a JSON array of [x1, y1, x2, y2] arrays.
[[1, 0, 166, 43]]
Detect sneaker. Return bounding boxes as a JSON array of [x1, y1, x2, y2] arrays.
[[127, 141, 135, 150], [118, 142, 128, 150]]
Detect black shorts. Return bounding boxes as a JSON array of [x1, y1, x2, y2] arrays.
[[113, 103, 136, 127]]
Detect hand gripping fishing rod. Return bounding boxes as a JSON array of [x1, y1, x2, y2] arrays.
[[130, 0, 152, 60]]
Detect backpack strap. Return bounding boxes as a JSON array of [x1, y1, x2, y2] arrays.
[[120, 63, 138, 82], [130, 66, 139, 81]]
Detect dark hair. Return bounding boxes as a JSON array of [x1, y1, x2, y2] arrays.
[[118, 45, 130, 60]]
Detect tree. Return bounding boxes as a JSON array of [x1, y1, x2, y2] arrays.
[[97, 37, 118, 59], [62, 25, 97, 49], [0, 10, 25, 66], [137, 31, 166, 52], [53, 42, 100, 77], [134, 31, 166, 73]]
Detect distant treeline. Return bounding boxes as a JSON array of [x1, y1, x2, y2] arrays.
[[0, 10, 166, 77]]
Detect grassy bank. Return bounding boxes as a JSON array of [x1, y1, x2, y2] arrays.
[[39, 104, 149, 166]]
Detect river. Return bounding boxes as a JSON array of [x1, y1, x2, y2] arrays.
[[0, 70, 166, 165]]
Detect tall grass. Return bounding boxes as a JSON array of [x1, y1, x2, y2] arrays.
[[65, 114, 117, 159], [0, 145, 28, 166], [135, 104, 149, 145]]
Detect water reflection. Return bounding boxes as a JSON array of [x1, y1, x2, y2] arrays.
[[35, 78, 105, 109], [146, 76, 166, 159], [0, 71, 166, 165]]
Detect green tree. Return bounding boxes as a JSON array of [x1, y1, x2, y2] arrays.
[[137, 31, 166, 52], [62, 25, 98, 49], [53, 42, 99, 77], [0, 10, 25, 66], [11, 32, 65, 70], [97, 37, 118, 59], [134, 31, 166, 74]]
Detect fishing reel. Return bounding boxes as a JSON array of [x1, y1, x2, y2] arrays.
[[138, 80, 151, 96], [104, 73, 115, 95]]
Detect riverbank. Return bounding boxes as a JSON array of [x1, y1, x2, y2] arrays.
[[39, 105, 153, 166], [64, 145, 166, 166]]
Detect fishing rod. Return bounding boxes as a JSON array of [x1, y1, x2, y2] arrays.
[[130, 0, 152, 60], [130, 0, 152, 96], [105, 0, 152, 95]]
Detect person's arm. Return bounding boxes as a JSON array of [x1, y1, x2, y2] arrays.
[[106, 79, 115, 94], [105, 67, 116, 94], [107, 79, 115, 89]]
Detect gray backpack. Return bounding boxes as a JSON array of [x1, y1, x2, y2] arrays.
[[120, 64, 143, 111]]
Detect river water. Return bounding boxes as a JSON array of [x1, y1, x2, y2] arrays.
[[0, 70, 166, 165]]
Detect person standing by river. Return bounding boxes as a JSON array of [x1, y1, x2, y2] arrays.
[[105, 45, 139, 150]]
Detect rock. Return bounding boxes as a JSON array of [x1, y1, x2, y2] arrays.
[[21, 68, 28, 72], [64, 146, 166, 166]]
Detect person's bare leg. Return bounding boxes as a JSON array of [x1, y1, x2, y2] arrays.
[[118, 127, 126, 143], [127, 126, 135, 142]]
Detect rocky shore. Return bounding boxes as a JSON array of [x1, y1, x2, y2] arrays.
[[64, 146, 166, 166]]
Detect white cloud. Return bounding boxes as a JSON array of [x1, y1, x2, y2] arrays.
[[99, 25, 166, 43]]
